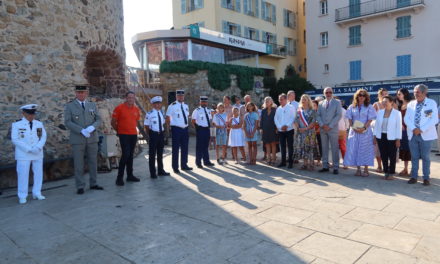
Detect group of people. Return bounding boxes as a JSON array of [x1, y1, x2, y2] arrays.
[[10, 84, 439, 204]]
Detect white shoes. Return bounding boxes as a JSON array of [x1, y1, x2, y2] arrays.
[[32, 194, 46, 200], [19, 198, 27, 204]]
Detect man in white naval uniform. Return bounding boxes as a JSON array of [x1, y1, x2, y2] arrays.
[[11, 104, 47, 204]]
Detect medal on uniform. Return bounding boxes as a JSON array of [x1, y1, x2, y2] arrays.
[[20, 132, 24, 138], [178, 114, 180, 118], [37, 128, 42, 140]]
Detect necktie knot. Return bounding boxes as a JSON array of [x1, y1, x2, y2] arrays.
[[29, 121, 33, 130]]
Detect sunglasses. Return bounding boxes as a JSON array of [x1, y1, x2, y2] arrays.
[[358, 94, 366, 97], [325, 92, 333, 94]]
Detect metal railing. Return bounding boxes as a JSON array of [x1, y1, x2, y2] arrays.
[[335, 0, 424, 22]]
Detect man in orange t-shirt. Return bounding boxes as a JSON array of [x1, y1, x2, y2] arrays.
[[111, 91, 141, 186]]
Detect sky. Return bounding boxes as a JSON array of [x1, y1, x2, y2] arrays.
[[123, 0, 173, 67]]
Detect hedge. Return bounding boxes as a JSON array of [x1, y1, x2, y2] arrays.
[[159, 60, 264, 93]]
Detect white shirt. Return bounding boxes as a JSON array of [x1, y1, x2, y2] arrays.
[[76, 99, 86, 108], [191, 106, 212, 128], [11, 118, 47, 160], [290, 100, 299, 113], [144, 109, 165, 132], [274, 103, 296, 131], [166, 101, 190, 128], [338, 108, 349, 131]]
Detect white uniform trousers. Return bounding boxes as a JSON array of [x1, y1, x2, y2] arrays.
[[16, 159, 43, 199]]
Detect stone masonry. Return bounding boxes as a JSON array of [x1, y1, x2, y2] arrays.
[[0, 0, 126, 187]]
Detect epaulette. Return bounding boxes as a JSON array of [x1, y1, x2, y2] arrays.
[[15, 119, 21, 122], [148, 110, 153, 114], [172, 102, 177, 105]]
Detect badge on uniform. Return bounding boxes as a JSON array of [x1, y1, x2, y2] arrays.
[[153, 121, 157, 124], [19, 128, 25, 138], [37, 128, 42, 140], [89, 109, 95, 117]]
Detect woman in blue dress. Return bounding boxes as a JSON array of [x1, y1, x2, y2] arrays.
[[243, 102, 260, 165], [343, 89, 377, 176]]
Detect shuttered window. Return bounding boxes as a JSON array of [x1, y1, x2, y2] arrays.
[[397, 55, 411, 76], [349, 60, 362, 80]]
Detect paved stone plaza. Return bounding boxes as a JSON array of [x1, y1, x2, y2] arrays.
[[1, 138, 440, 264]]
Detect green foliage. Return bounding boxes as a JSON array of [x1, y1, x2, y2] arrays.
[[160, 60, 264, 93], [269, 65, 315, 104]]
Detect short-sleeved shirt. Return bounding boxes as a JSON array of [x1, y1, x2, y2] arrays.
[[112, 103, 140, 135], [166, 101, 190, 128], [144, 109, 165, 132], [192, 106, 212, 127]]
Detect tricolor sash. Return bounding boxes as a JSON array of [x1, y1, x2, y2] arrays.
[[298, 110, 309, 127]]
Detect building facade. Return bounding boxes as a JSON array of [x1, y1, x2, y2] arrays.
[[172, 0, 307, 79], [306, 0, 440, 103]]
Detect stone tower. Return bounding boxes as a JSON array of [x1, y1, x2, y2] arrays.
[[0, 0, 126, 186]]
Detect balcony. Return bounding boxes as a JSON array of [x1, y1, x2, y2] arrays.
[[335, 0, 425, 23]]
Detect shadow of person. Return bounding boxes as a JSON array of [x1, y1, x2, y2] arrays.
[[180, 171, 258, 210]]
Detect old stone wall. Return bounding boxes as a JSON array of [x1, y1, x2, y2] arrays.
[[160, 71, 267, 111], [0, 0, 126, 185]]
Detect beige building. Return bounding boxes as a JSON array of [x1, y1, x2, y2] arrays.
[[172, 0, 307, 79]]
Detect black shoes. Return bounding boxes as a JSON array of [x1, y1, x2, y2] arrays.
[[196, 164, 204, 169], [151, 174, 158, 179], [277, 163, 286, 168], [333, 169, 339, 175], [423, 179, 430, 186], [287, 163, 293, 169], [319, 168, 330, 173], [182, 166, 193, 171], [173, 169, 180, 174], [115, 178, 124, 186], [205, 162, 215, 167], [158, 171, 170, 176], [126, 176, 140, 182], [90, 185, 104, 190], [407, 178, 417, 184], [77, 188, 84, 195]]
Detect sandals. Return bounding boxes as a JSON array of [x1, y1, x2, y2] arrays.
[[398, 169, 409, 176], [300, 165, 307, 170], [355, 170, 362, 176], [376, 168, 383, 173], [361, 170, 369, 177]]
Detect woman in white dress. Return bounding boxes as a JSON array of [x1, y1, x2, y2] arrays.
[[228, 107, 245, 164]]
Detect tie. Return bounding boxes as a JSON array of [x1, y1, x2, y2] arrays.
[[29, 121, 33, 130], [203, 107, 210, 128], [326, 100, 330, 109], [415, 101, 423, 128], [158, 111, 163, 133], [181, 103, 188, 125], [81, 102, 85, 110]]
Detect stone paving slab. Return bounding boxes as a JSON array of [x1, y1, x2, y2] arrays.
[[1, 138, 440, 263]]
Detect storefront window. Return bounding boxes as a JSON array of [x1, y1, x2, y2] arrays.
[[147, 41, 162, 71], [165, 41, 188, 61], [192, 42, 225, 64]]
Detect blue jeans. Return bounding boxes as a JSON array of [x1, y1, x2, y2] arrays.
[[409, 135, 433, 180]]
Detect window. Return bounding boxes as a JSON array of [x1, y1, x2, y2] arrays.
[[283, 9, 296, 29], [396, 16, 411, 38], [303, 30, 306, 44], [284, 37, 295, 56], [320, 0, 328, 15], [244, 26, 260, 41], [349, 0, 360, 18], [324, 64, 329, 73], [181, 0, 204, 13], [262, 31, 277, 44], [222, 21, 241, 36], [221, 0, 241, 12], [320, 32, 328, 47], [261, 1, 276, 24], [397, 0, 411, 8], [243, 0, 259, 17], [349, 25, 361, 46], [397, 55, 411, 76], [349, 60, 362, 80]]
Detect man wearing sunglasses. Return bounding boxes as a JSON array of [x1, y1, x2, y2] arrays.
[[11, 104, 47, 204], [317, 87, 342, 175]]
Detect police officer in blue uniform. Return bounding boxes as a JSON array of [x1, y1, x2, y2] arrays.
[[144, 96, 170, 179], [166, 90, 193, 174], [192, 96, 215, 168]]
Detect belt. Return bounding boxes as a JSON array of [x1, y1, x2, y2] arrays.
[[149, 131, 163, 135], [171, 125, 188, 129]]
